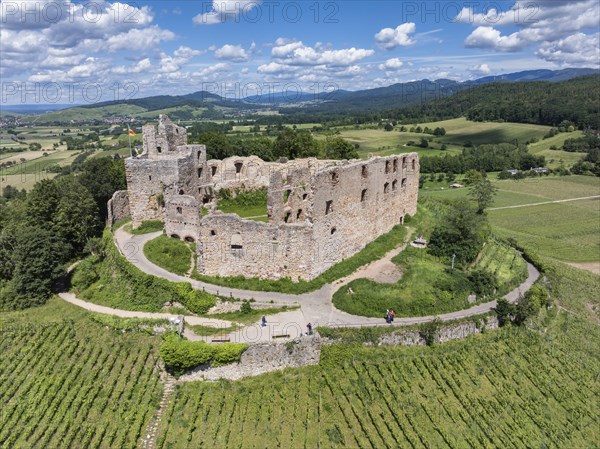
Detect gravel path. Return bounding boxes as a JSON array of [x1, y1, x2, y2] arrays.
[[57, 227, 540, 342]]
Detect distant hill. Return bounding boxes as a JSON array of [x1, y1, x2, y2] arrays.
[[9, 67, 598, 123], [389, 75, 600, 129]]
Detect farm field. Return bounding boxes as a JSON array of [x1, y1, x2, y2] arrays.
[[155, 315, 599, 449], [0, 172, 58, 191], [418, 117, 551, 146], [0, 298, 163, 449], [422, 176, 600, 263], [329, 127, 462, 159], [0, 150, 79, 175], [527, 130, 588, 168]]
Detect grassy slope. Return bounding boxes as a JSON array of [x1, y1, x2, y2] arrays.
[[528, 131, 587, 168], [419, 117, 551, 146], [333, 239, 527, 318], [0, 298, 162, 449], [144, 235, 193, 276], [422, 176, 600, 262]]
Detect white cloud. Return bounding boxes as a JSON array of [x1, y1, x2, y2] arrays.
[[214, 43, 255, 62], [536, 33, 600, 66], [271, 39, 374, 66], [375, 23, 416, 50], [106, 26, 175, 52], [112, 58, 152, 74], [465, 27, 525, 52], [379, 58, 403, 71], [460, 0, 600, 61], [174, 46, 204, 59], [468, 64, 492, 75], [193, 0, 260, 25]]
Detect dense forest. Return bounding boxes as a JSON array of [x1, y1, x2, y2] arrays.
[[420, 143, 545, 174], [388, 76, 600, 130], [0, 158, 126, 310]]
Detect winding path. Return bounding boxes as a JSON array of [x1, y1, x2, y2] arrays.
[[58, 226, 540, 343]]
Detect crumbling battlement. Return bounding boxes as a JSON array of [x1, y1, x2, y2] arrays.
[[121, 115, 419, 281]]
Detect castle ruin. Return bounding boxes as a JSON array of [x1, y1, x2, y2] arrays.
[[110, 115, 419, 281]]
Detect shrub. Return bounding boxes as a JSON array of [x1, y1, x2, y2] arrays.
[[240, 301, 252, 314], [212, 343, 248, 366], [160, 334, 216, 371], [525, 284, 549, 309], [71, 256, 100, 291], [160, 334, 247, 372], [184, 290, 216, 314], [468, 268, 499, 297], [419, 318, 441, 346], [494, 298, 514, 327]]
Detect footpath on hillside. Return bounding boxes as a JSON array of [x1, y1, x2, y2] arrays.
[[57, 226, 540, 344]]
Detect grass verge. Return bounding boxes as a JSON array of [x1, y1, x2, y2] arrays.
[[144, 235, 193, 276]]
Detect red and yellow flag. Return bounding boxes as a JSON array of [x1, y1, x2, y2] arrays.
[[128, 128, 136, 136]]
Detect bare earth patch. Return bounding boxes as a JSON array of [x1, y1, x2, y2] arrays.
[[568, 262, 600, 276], [364, 260, 403, 284]]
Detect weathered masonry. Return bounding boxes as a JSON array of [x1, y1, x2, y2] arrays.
[[110, 115, 419, 281]]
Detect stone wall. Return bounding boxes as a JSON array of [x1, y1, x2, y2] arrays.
[[197, 214, 315, 280], [377, 316, 499, 346], [106, 190, 130, 225], [179, 337, 323, 381]]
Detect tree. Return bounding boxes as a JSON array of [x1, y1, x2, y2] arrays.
[[322, 136, 359, 160], [463, 169, 484, 185], [273, 129, 319, 159], [514, 295, 539, 325], [420, 138, 429, 148], [53, 176, 101, 254], [428, 199, 489, 264], [0, 225, 70, 310], [469, 176, 497, 214], [77, 157, 126, 220], [494, 298, 514, 326], [384, 123, 394, 132]]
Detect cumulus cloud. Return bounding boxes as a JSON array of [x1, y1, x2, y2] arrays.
[[106, 26, 175, 52], [270, 39, 374, 66], [460, 0, 600, 64], [379, 58, 403, 71], [465, 27, 525, 52], [214, 43, 255, 62], [468, 64, 492, 75], [193, 0, 260, 25], [536, 33, 600, 66], [375, 23, 416, 50]]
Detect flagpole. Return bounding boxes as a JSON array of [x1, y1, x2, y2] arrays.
[[128, 126, 133, 158]]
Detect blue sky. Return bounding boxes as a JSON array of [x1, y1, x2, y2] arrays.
[[1, 1, 599, 104]]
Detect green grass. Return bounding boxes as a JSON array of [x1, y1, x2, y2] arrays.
[[127, 219, 164, 234], [71, 230, 211, 313], [418, 117, 551, 146], [528, 131, 587, 168], [144, 235, 193, 276], [490, 199, 600, 262], [209, 305, 299, 324], [188, 324, 240, 336], [192, 224, 409, 294], [421, 176, 600, 263], [0, 297, 163, 449], [216, 189, 269, 221], [1, 150, 79, 175], [473, 239, 528, 293], [333, 237, 527, 318]]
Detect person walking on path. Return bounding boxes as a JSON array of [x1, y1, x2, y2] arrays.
[[306, 323, 312, 336], [261, 315, 267, 327]]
